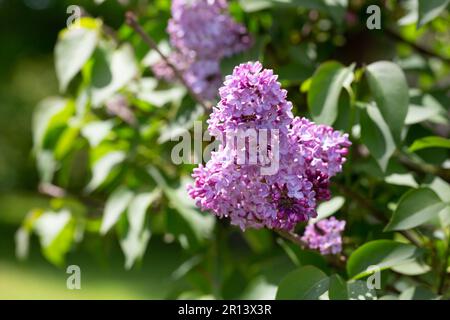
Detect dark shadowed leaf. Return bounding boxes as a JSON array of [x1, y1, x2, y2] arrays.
[[276, 266, 329, 300], [328, 274, 348, 300], [360, 103, 396, 172], [417, 0, 450, 28]]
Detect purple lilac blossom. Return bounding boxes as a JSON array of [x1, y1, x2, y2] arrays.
[[168, 0, 252, 59], [301, 217, 346, 255], [188, 61, 351, 231], [152, 0, 252, 100]]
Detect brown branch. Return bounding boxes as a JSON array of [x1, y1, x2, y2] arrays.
[[125, 11, 211, 111], [397, 152, 450, 183], [274, 229, 346, 269], [385, 28, 450, 65], [275, 229, 307, 248]]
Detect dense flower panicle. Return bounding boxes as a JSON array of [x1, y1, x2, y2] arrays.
[[169, 0, 252, 59], [301, 217, 346, 255], [188, 61, 351, 232], [152, 0, 252, 100], [183, 59, 223, 101], [208, 61, 293, 141]]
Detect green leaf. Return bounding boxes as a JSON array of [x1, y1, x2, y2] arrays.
[[347, 280, 377, 300], [91, 44, 138, 107], [127, 190, 160, 235], [347, 240, 421, 279], [310, 196, 345, 223], [55, 19, 100, 92], [85, 151, 126, 192], [15, 227, 30, 261], [366, 61, 409, 145], [54, 125, 80, 160], [409, 136, 450, 152], [33, 97, 71, 151], [276, 266, 329, 300], [100, 186, 134, 235], [36, 150, 58, 183], [157, 98, 204, 144], [120, 189, 161, 269], [148, 168, 215, 244], [385, 188, 446, 231], [360, 103, 396, 172], [417, 0, 450, 28], [308, 61, 354, 125], [399, 286, 440, 300], [120, 229, 151, 270], [328, 274, 348, 300], [391, 261, 431, 275], [33, 209, 75, 266], [140, 87, 186, 108], [81, 120, 114, 147], [405, 105, 440, 125], [385, 173, 418, 188]]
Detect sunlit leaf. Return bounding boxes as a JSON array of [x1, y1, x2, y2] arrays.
[[33, 209, 75, 266], [308, 61, 354, 125], [417, 0, 450, 28], [347, 240, 421, 279], [91, 44, 138, 107], [409, 136, 450, 152], [310, 196, 345, 223], [55, 18, 100, 92], [385, 173, 418, 188], [85, 151, 126, 192], [385, 188, 446, 231], [100, 186, 134, 235], [81, 120, 114, 147], [366, 61, 409, 145]]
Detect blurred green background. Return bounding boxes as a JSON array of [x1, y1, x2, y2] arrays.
[[0, 0, 184, 299]]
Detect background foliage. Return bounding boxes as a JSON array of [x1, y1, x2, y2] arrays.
[[0, 0, 449, 300]]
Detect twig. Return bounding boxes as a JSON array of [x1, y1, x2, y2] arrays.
[[38, 182, 104, 217], [80, 8, 120, 43], [125, 11, 211, 111], [335, 182, 422, 247], [397, 152, 450, 183], [385, 28, 450, 65]]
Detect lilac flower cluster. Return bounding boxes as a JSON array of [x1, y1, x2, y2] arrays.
[[152, 0, 252, 100], [301, 217, 346, 255], [188, 61, 351, 232]]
